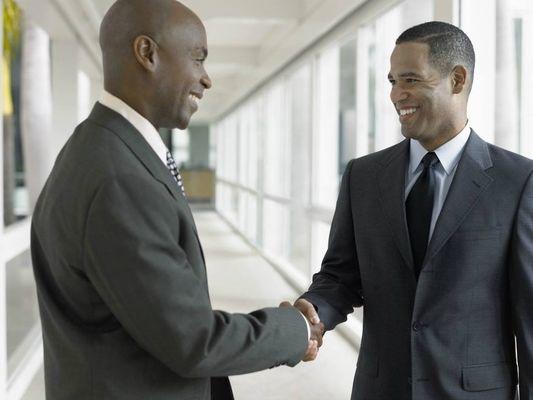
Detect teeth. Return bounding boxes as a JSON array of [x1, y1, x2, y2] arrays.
[[400, 108, 417, 116], [189, 94, 199, 105]]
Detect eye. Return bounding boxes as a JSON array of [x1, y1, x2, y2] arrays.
[[405, 78, 418, 83], [389, 79, 396, 86]]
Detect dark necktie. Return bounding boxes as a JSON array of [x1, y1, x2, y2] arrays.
[[406, 152, 438, 278], [166, 151, 186, 197]]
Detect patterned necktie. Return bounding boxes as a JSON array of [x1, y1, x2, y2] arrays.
[[166, 151, 186, 197], [406, 152, 438, 278]]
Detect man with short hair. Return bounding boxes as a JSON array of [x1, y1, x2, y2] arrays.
[[31, 1, 323, 399], [295, 21, 533, 399]]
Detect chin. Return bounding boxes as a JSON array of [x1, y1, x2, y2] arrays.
[[174, 114, 191, 130], [401, 127, 424, 141]]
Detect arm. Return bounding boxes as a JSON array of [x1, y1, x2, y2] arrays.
[[510, 170, 533, 398], [299, 159, 364, 331], [82, 173, 308, 378]]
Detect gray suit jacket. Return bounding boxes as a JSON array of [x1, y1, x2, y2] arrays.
[[31, 103, 308, 400], [301, 131, 533, 400]]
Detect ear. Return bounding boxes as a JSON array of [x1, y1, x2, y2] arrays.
[[451, 65, 467, 94], [133, 35, 159, 72]]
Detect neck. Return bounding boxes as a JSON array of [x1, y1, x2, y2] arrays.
[[420, 118, 468, 151], [104, 84, 160, 129]]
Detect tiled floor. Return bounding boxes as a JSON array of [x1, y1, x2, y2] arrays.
[[23, 210, 357, 399]]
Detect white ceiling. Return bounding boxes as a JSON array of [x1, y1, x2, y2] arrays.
[[20, 0, 367, 124]]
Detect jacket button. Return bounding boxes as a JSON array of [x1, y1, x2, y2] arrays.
[[412, 322, 422, 331]]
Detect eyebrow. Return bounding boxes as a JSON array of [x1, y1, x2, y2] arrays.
[[193, 47, 208, 58], [388, 72, 424, 80]]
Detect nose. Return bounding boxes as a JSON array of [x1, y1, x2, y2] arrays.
[[390, 82, 409, 104], [201, 67, 212, 90]]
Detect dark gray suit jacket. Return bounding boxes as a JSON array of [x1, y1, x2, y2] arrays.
[[301, 131, 533, 400], [31, 103, 308, 400]]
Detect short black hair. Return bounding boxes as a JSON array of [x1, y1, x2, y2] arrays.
[[396, 21, 475, 92]]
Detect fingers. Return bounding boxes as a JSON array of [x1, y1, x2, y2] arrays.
[[310, 322, 325, 347], [294, 298, 320, 324], [280, 298, 325, 361], [279, 301, 292, 308], [302, 340, 318, 362]]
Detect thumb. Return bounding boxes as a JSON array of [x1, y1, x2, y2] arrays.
[[296, 299, 320, 324]]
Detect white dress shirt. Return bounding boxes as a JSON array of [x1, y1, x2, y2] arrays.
[[405, 123, 471, 241], [98, 91, 312, 341], [99, 91, 169, 166]]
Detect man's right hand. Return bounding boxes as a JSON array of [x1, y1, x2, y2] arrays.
[[280, 299, 325, 361], [294, 298, 324, 346]]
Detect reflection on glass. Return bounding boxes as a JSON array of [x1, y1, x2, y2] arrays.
[[289, 64, 312, 275], [3, 0, 28, 226], [313, 46, 340, 209], [339, 38, 357, 174], [264, 83, 289, 198], [6, 249, 40, 376], [262, 199, 289, 259]]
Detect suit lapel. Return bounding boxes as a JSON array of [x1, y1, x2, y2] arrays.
[[87, 103, 199, 234], [378, 139, 415, 272], [424, 130, 494, 263]]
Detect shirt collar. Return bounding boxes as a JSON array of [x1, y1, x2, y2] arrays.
[[98, 90, 169, 165], [409, 122, 471, 175]]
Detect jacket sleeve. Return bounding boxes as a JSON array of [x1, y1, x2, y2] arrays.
[[82, 173, 308, 378], [300, 160, 364, 331], [510, 170, 533, 399]]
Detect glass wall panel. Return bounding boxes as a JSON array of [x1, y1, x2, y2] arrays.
[[237, 102, 259, 190], [262, 199, 289, 259], [244, 191, 257, 243], [461, 0, 533, 155], [339, 38, 357, 173], [3, 0, 27, 225], [263, 83, 290, 198], [6, 249, 40, 376], [519, 2, 533, 157], [312, 46, 340, 209], [77, 70, 91, 124], [171, 128, 190, 167], [311, 220, 331, 275], [461, 0, 497, 143], [356, 0, 432, 159], [288, 63, 312, 275]]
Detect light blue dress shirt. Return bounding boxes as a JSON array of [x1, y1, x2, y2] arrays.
[[405, 123, 471, 241]]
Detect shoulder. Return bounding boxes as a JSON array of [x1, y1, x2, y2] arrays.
[[472, 135, 533, 189], [346, 140, 407, 173], [486, 142, 533, 171]]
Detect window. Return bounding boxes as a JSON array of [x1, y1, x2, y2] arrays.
[[77, 70, 91, 124], [171, 128, 190, 168], [3, 0, 27, 225], [312, 46, 340, 209], [461, 0, 533, 156], [263, 82, 290, 199], [287, 63, 312, 275], [339, 38, 357, 173], [356, 0, 433, 157]]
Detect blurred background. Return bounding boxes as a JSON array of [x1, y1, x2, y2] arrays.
[[0, 0, 531, 398]]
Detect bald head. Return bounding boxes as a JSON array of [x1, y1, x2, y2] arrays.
[[98, 0, 211, 130], [99, 0, 201, 80]]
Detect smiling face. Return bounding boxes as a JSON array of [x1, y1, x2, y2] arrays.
[[154, 17, 212, 129], [388, 42, 463, 150]]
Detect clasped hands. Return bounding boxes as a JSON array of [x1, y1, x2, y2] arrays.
[[280, 299, 325, 362]]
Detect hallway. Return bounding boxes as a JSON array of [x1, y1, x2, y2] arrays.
[[22, 210, 357, 400]]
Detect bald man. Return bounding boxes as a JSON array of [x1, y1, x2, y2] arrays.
[[30, 1, 323, 399]]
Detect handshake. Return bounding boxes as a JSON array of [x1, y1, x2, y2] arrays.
[[280, 299, 325, 363]]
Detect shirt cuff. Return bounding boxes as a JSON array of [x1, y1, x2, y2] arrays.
[[297, 310, 311, 340]]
